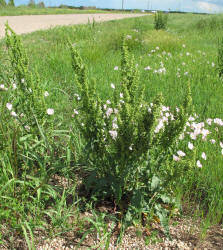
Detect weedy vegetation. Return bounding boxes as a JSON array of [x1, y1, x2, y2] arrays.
[[0, 13, 223, 248], [154, 11, 168, 30]]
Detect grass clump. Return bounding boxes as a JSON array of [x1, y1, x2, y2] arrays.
[[143, 30, 182, 52], [194, 15, 223, 32]]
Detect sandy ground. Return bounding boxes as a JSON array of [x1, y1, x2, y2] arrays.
[[0, 13, 147, 38]]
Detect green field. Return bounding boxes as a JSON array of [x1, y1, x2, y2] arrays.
[[0, 13, 223, 248], [0, 6, 116, 16]]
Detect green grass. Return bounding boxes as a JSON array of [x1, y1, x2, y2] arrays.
[[0, 13, 223, 248], [0, 6, 116, 16]]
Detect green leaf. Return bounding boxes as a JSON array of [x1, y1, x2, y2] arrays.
[[151, 176, 160, 191]]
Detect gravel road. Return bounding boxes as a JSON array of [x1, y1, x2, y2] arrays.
[[0, 13, 147, 38]]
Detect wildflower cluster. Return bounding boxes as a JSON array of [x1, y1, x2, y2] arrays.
[[144, 43, 216, 81]]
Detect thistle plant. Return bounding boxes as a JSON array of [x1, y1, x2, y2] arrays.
[[154, 11, 168, 30], [70, 38, 193, 230]]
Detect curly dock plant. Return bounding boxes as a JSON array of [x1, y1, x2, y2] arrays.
[[69, 39, 193, 231]]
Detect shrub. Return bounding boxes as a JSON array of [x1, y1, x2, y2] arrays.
[[69, 38, 193, 231], [218, 37, 223, 78], [154, 12, 168, 30]]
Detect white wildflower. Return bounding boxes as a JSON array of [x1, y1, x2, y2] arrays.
[[47, 108, 54, 115], [109, 130, 118, 140], [12, 83, 17, 89], [24, 125, 30, 131], [189, 116, 195, 122], [106, 108, 113, 118], [188, 142, 194, 150], [162, 106, 169, 112], [44, 91, 49, 97], [11, 111, 17, 117], [114, 66, 119, 71], [197, 160, 202, 168], [111, 83, 115, 89], [190, 133, 197, 140], [210, 139, 216, 144], [73, 109, 79, 115], [214, 118, 223, 126], [114, 108, 118, 114], [206, 118, 212, 125], [112, 123, 118, 129], [201, 152, 207, 160], [144, 66, 152, 70], [177, 151, 186, 157], [173, 155, 180, 161], [6, 103, 13, 111], [154, 120, 164, 133]]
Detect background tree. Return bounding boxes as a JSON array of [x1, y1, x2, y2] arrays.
[[0, 0, 7, 7], [8, 0, 15, 7], [28, 0, 36, 7], [37, 1, 45, 8]]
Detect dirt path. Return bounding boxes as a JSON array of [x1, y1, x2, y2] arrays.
[[0, 13, 147, 38]]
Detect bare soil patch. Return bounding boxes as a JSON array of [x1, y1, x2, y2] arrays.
[[0, 13, 147, 38]]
